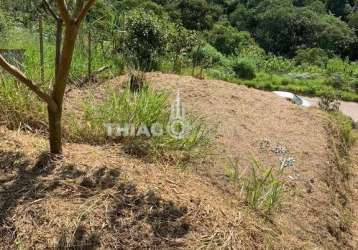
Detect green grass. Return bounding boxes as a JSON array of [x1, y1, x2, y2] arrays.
[[0, 27, 123, 129], [204, 70, 358, 102], [329, 112, 356, 155], [0, 76, 46, 129], [196, 51, 358, 102], [243, 159, 285, 214], [0, 27, 122, 85], [70, 85, 212, 165]]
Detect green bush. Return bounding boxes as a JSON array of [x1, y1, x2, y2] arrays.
[[326, 74, 347, 90], [261, 55, 295, 73], [192, 42, 225, 69], [175, 0, 222, 30], [255, 2, 355, 56], [169, 24, 198, 73], [206, 66, 235, 81], [123, 10, 171, 71], [326, 58, 350, 76], [351, 80, 358, 93], [207, 22, 255, 55], [348, 11, 358, 29], [232, 59, 256, 80], [294, 48, 329, 67], [229, 3, 252, 31]]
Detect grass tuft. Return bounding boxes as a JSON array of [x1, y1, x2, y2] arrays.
[[0, 76, 46, 130], [243, 159, 284, 214], [70, 86, 212, 165]]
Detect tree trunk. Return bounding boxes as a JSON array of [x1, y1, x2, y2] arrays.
[[88, 30, 92, 81], [48, 107, 62, 154], [49, 24, 79, 154], [55, 19, 63, 78], [39, 15, 45, 85]]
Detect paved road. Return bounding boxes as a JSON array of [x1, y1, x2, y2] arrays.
[[302, 96, 358, 122]]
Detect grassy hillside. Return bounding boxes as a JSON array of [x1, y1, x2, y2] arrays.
[[1, 1, 358, 249], [1, 74, 357, 248]]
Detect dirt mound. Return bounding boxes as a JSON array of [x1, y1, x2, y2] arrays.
[[1, 73, 357, 249], [0, 127, 267, 249], [145, 73, 356, 249]]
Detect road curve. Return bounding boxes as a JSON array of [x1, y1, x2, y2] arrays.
[[301, 96, 358, 122]]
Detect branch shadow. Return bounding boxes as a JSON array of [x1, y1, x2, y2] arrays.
[[0, 149, 190, 249], [0, 151, 59, 223]]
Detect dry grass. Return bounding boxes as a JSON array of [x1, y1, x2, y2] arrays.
[[349, 130, 358, 249], [1, 73, 358, 249], [0, 126, 275, 249]]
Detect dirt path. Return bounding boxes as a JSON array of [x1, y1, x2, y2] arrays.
[[302, 96, 358, 122]]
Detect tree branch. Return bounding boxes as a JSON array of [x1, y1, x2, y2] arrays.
[[42, 0, 60, 21], [0, 55, 58, 113], [55, 0, 72, 23], [75, 0, 96, 24], [74, 0, 85, 17]]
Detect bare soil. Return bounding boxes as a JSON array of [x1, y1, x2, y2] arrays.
[[0, 73, 357, 249]]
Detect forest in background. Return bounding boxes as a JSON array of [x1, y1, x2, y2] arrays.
[[0, 0, 358, 101]]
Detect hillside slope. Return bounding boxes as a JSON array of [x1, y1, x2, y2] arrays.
[[0, 73, 356, 249]]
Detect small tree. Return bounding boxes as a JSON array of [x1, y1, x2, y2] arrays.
[[123, 10, 170, 72], [169, 24, 198, 73], [207, 22, 255, 55], [0, 0, 97, 154]]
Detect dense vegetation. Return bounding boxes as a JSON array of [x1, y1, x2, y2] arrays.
[[0, 0, 357, 137], [1, 0, 358, 102]]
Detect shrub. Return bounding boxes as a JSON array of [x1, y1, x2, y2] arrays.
[[123, 10, 171, 71], [175, 0, 222, 30], [191, 42, 227, 77], [281, 78, 291, 86], [192, 43, 224, 66], [229, 3, 252, 31], [261, 55, 295, 74], [206, 66, 235, 81], [326, 58, 351, 76], [319, 91, 341, 112], [294, 48, 329, 67], [232, 59, 256, 80], [306, 0, 327, 14], [207, 22, 255, 55], [348, 12, 358, 31], [351, 80, 358, 93], [255, 2, 355, 57], [326, 74, 345, 89], [169, 25, 198, 73]]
